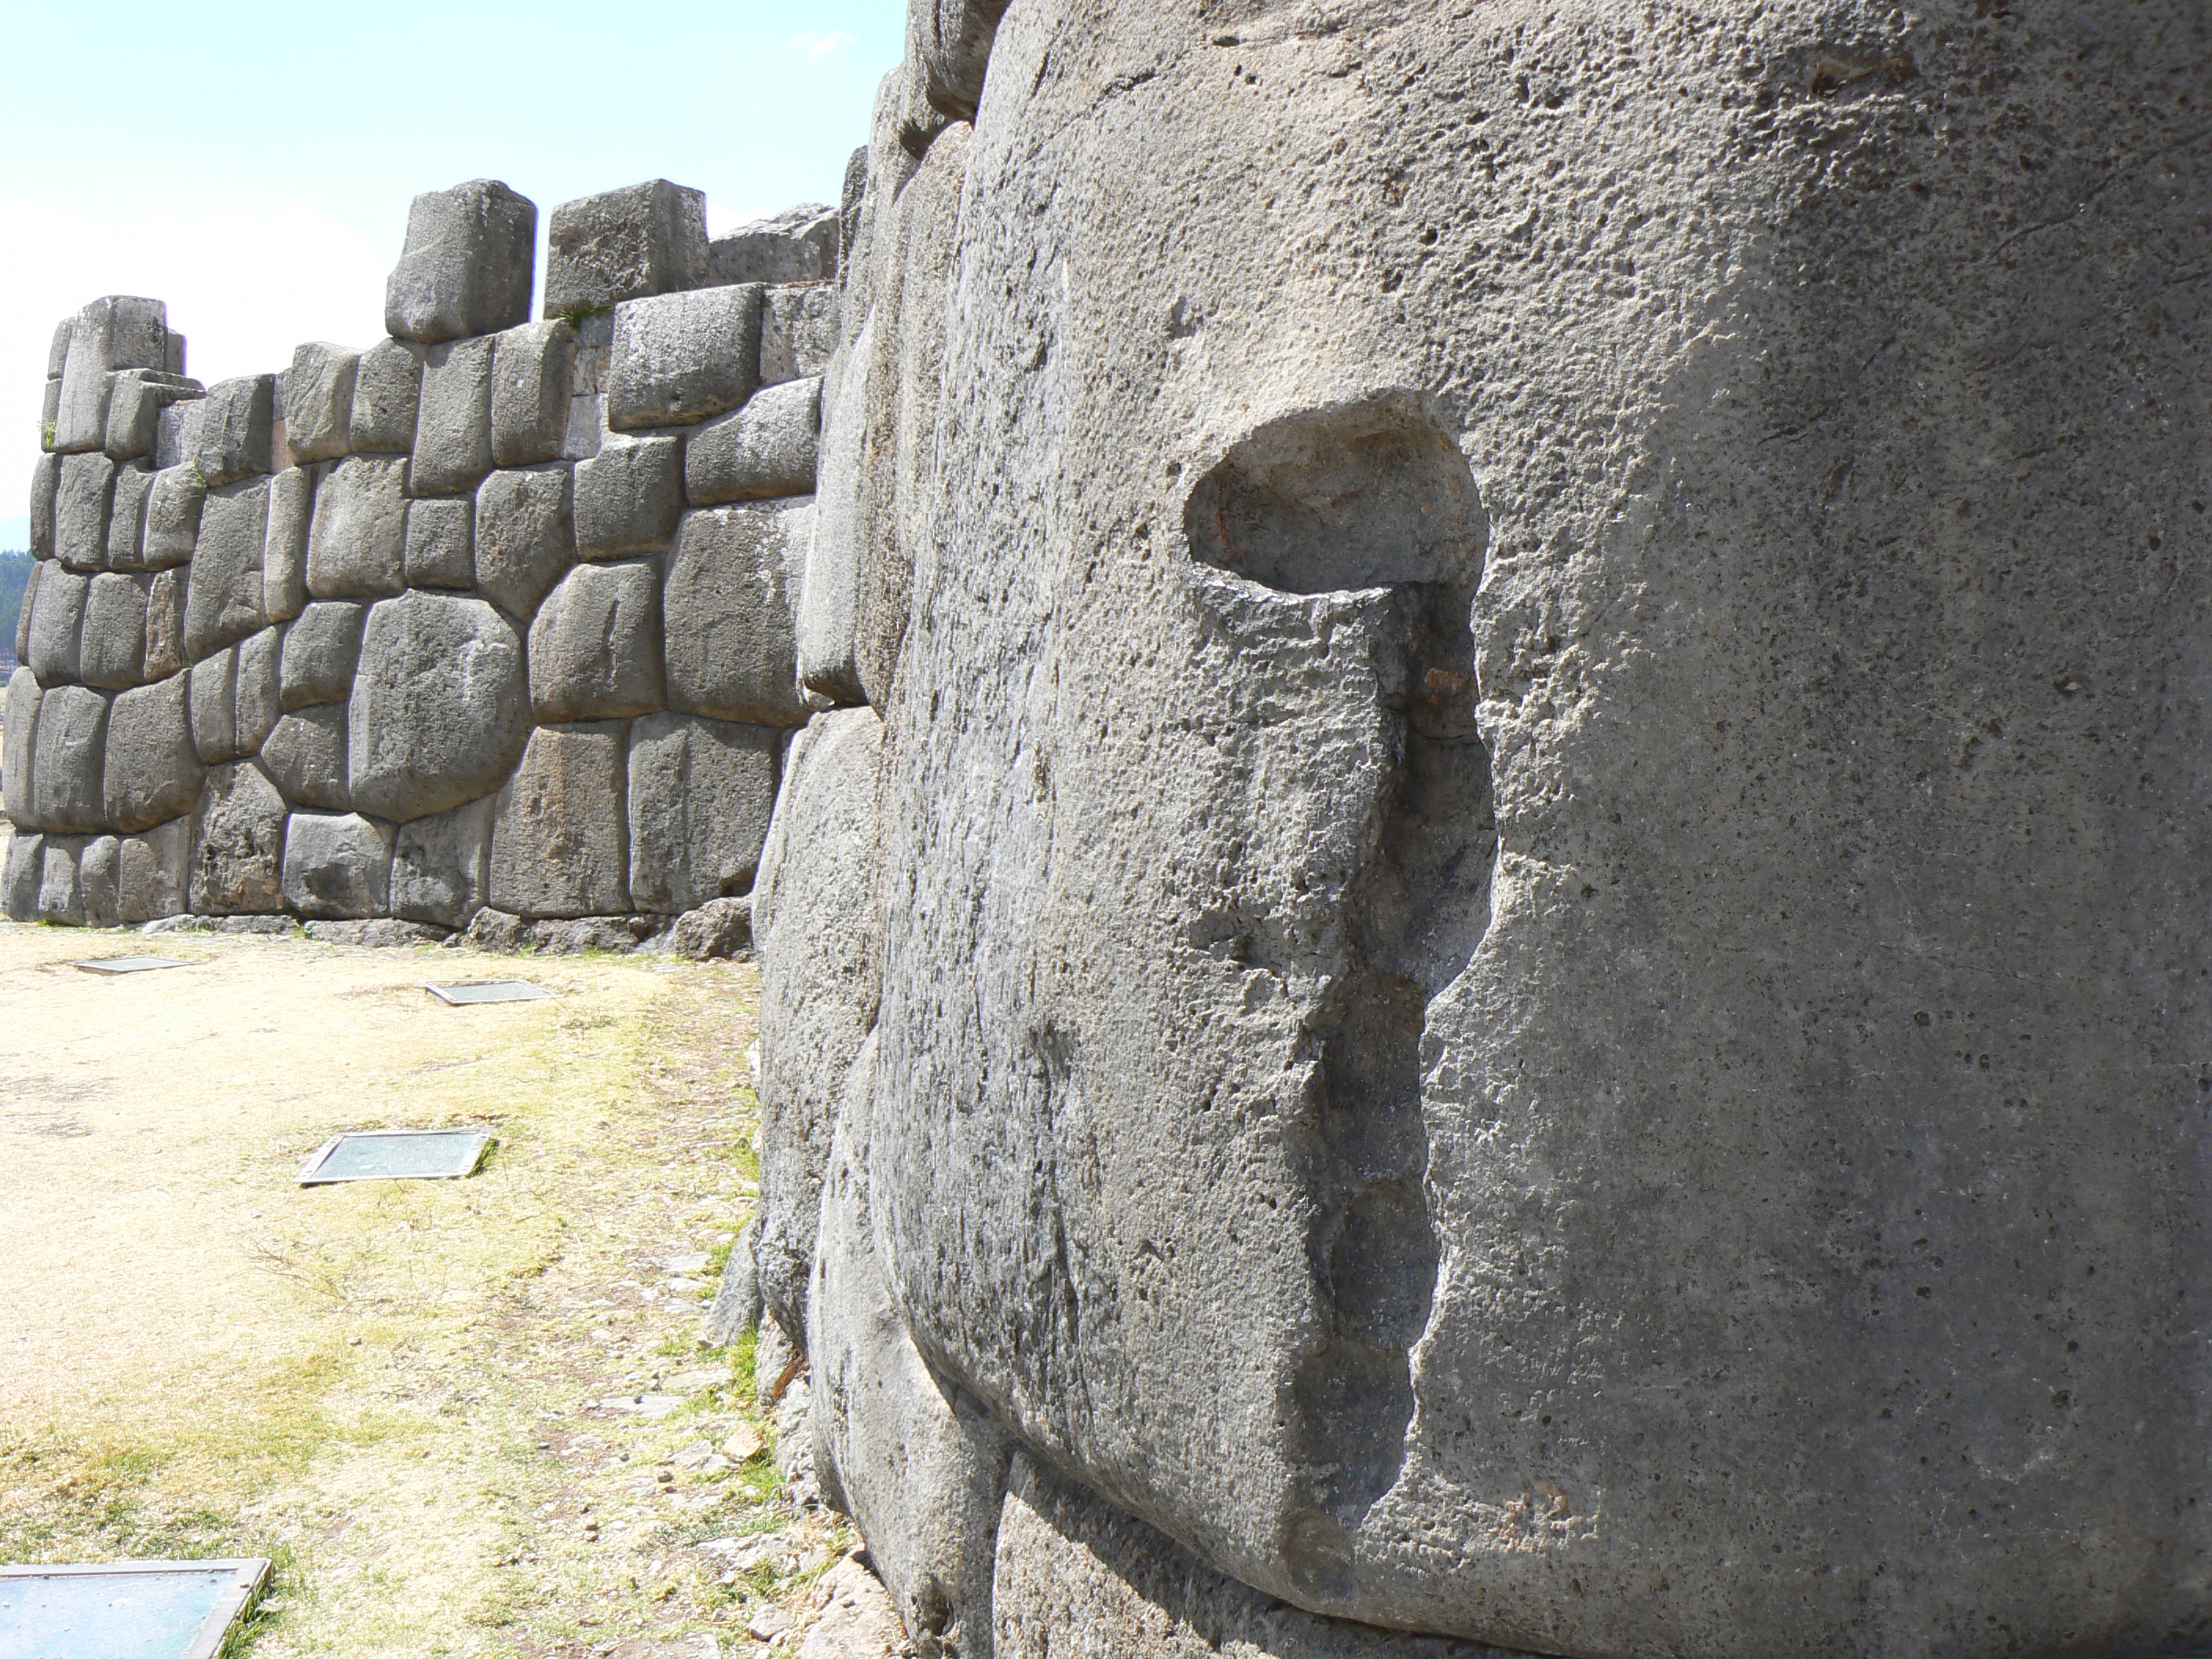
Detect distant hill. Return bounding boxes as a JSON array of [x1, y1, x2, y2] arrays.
[[0, 551, 27, 672]]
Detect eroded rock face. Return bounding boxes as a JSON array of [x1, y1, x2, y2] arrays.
[[771, 5, 2212, 1657]]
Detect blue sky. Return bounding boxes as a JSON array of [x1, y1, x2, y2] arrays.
[[1, 0, 906, 548]]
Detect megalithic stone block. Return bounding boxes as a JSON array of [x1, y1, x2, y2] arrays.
[[391, 795, 494, 929], [284, 342, 360, 465], [234, 626, 284, 756], [53, 297, 170, 453], [544, 180, 710, 314], [104, 672, 204, 833], [759, 288, 840, 388], [188, 759, 287, 915], [528, 558, 666, 723], [145, 569, 186, 683], [348, 338, 423, 454], [280, 602, 368, 711], [141, 466, 204, 569], [104, 464, 155, 572], [26, 566, 90, 684], [306, 456, 408, 600], [282, 811, 393, 920], [403, 498, 474, 590], [2, 668, 41, 826], [103, 370, 203, 463], [30, 452, 59, 559], [38, 837, 87, 926], [487, 721, 631, 920], [55, 452, 117, 573], [607, 287, 763, 431], [262, 705, 351, 811], [684, 378, 821, 506], [81, 836, 123, 928], [706, 206, 840, 287], [13, 563, 38, 669], [182, 478, 269, 661], [186, 375, 278, 488], [412, 335, 496, 496], [349, 591, 529, 822], [490, 320, 579, 468], [625, 712, 778, 914], [474, 465, 575, 619], [2, 831, 41, 922], [664, 503, 811, 727], [119, 818, 192, 924], [574, 435, 683, 559], [79, 573, 150, 691], [188, 646, 240, 765], [384, 180, 537, 345], [29, 684, 110, 833], [263, 465, 317, 623]]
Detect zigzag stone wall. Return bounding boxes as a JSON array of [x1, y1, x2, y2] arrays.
[[5, 179, 841, 943]]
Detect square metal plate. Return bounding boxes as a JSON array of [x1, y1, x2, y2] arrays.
[[423, 980, 554, 1005], [71, 958, 190, 976], [0, 1558, 268, 1659], [297, 1128, 495, 1185]]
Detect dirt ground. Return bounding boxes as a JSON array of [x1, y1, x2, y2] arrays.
[[0, 909, 851, 1658]]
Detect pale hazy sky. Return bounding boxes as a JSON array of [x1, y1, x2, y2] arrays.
[[1, 0, 906, 547]]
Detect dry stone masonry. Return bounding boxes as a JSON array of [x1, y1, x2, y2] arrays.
[[8, 176, 837, 947]]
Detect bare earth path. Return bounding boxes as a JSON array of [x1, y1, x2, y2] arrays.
[[0, 917, 852, 1658]]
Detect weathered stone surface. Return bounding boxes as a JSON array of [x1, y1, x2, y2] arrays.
[[797, 1555, 904, 1659], [182, 479, 268, 660], [262, 705, 351, 811], [760, 287, 840, 388], [709, 205, 838, 287], [144, 570, 186, 682], [574, 435, 683, 558], [490, 320, 578, 469], [685, 378, 820, 505], [3, 668, 40, 826], [37, 837, 87, 926], [54, 297, 169, 454], [384, 180, 537, 345], [104, 463, 154, 571], [474, 465, 574, 618], [281, 811, 390, 919], [186, 375, 277, 487], [670, 893, 755, 962], [188, 760, 287, 914], [79, 573, 149, 690], [703, 1211, 763, 1345], [664, 503, 810, 728], [27, 566, 89, 684], [234, 627, 283, 755], [56, 452, 116, 573], [562, 393, 604, 463], [262, 465, 315, 622], [280, 602, 367, 711], [528, 559, 665, 723], [103, 370, 203, 464], [104, 672, 203, 833], [27, 685, 110, 834], [390, 796, 494, 930], [84, 838, 127, 928], [625, 713, 775, 914], [412, 335, 496, 496], [118, 818, 192, 924], [306, 456, 408, 600], [404, 497, 475, 590], [348, 338, 423, 454], [29, 451, 59, 559], [284, 342, 359, 464], [993, 1457, 1511, 1659], [13, 562, 35, 668], [189, 646, 241, 765], [810, 1031, 1009, 1659], [350, 592, 529, 822], [607, 287, 761, 431], [488, 723, 630, 919], [545, 180, 709, 315], [141, 466, 203, 569], [2, 831, 40, 923], [752, 707, 882, 1336]]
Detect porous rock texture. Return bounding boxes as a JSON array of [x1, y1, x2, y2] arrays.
[[745, 5, 2212, 1659]]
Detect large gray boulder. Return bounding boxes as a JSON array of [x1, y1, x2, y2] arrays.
[[390, 796, 494, 930], [103, 372, 203, 467], [349, 591, 529, 822], [305, 456, 409, 599], [527, 559, 665, 723], [82, 833, 122, 929], [683, 378, 820, 506], [487, 722, 630, 919], [412, 335, 496, 496], [347, 338, 423, 454], [103, 672, 203, 833], [36, 837, 87, 926], [474, 465, 574, 618], [53, 297, 170, 455], [186, 632, 280, 767], [181, 478, 268, 661], [27, 685, 111, 834], [384, 180, 536, 345], [490, 320, 577, 468], [751, 707, 883, 1339], [544, 180, 710, 314], [25, 566, 90, 684], [760, 288, 840, 389], [188, 760, 287, 914], [624, 712, 777, 915], [574, 434, 683, 558], [28, 452, 58, 559], [102, 464, 154, 570], [281, 811, 391, 919], [262, 705, 351, 811], [284, 342, 359, 465], [809, 1032, 1010, 1659], [403, 497, 475, 590], [2, 668, 41, 825], [663, 502, 810, 728], [708, 206, 838, 286], [78, 573, 148, 691], [1, 832, 40, 923], [280, 602, 367, 711], [118, 819, 191, 924], [185, 375, 277, 488], [607, 287, 762, 431], [55, 452, 116, 573], [262, 466, 315, 622], [141, 466, 203, 569]]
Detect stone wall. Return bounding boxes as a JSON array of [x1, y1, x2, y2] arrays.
[[5, 180, 840, 940], [746, 3, 2212, 1659]]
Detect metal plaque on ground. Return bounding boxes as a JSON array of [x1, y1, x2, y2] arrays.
[[71, 958, 191, 976], [423, 979, 554, 1005], [0, 1558, 269, 1659], [297, 1128, 496, 1185]]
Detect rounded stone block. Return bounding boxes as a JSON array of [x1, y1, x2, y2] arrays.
[[187, 760, 287, 915], [349, 591, 529, 823], [527, 558, 666, 723], [486, 722, 629, 920], [104, 672, 203, 833], [281, 811, 393, 920]]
